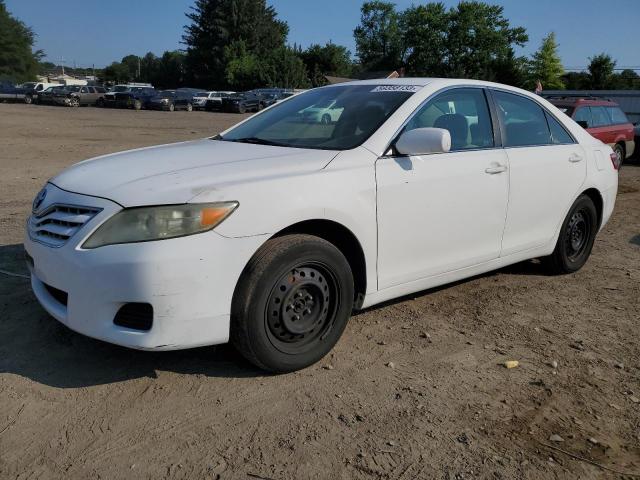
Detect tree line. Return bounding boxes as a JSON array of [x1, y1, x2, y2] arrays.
[[1, 0, 638, 91]]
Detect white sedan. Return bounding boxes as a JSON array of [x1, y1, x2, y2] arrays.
[[25, 79, 618, 372]]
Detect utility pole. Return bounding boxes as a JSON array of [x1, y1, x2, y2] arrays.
[[137, 56, 141, 80], [59, 56, 65, 75]]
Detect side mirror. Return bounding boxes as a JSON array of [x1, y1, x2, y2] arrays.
[[395, 128, 451, 155], [576, 120, 589, 129]]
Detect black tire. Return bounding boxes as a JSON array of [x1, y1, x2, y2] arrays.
[[542, 195, 598, 274], [613, 144, 625, 169], [231, 234, 354, 373], [238, 105, 246, 114], [96, 97, 104, 108]]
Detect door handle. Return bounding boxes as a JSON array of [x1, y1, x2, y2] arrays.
[[568, 154, 583, 163], [485, 164, 507, 174]]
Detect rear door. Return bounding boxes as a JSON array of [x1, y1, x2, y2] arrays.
[[492, 90, 587, 256]]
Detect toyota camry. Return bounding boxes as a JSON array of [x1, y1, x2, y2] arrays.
[[25, 79, 618, 372]]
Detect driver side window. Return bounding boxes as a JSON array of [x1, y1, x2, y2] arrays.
[[403, 88, 494, 151]]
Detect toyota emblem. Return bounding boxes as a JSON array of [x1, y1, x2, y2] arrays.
[[32, 187, 47, 212]]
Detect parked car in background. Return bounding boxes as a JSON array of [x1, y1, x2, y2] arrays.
[[0, 81, 26, 102], [23, 82, 63, 104], [194, 91, 235, 110], [299, 99, 344, 124], [221, 91, 264, 113], [101, 83, 154, 108], [548, 97, 635, 167], [53, 85, 107, 107], [25, 79, 619, 373], [35, 85, 68, 105], [147, 90, 194, 111], [114, 87, 157, 110]]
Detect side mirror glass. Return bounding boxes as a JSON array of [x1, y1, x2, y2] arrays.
[[576, 120, 589, 129], [395, 128, 451, 156]]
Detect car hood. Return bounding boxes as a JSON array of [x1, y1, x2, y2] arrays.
[[50, 139, 339, 207]]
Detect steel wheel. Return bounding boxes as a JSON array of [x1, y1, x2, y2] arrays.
[[543, 194, 598, 274], [564, 209, 590, 262], [232, 234, 354, 372], [265, 263, 338, 355]]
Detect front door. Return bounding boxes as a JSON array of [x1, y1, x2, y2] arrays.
[[376, 88, 510, 289]]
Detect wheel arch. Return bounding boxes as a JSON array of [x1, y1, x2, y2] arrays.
[[581, 187, 604, 229], [272, 219, 368, 309]]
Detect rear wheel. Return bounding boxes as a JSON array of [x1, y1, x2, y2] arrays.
[[186, 103, 193, 112], [24, 95, 33, 105], [613, 144, 625, 169], [231, 234, 354, 373], [238, 105, 246, 114], [542, 195, 598, 274], [133, 99, 142, 110], [96, 97, 104, 108]]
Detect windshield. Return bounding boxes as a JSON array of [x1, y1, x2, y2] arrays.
[[195, 92, 208, 97], [67, 86, 81, 92], [22, 82, 36, 89], [220, 84, 418, 150]]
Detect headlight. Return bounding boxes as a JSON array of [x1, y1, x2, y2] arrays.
[[82, 202, 238, 249], [161, 98, 169, 103]]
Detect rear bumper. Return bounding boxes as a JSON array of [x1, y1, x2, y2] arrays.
[[625, 140, 635, 158]]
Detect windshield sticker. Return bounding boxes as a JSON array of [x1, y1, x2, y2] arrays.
[[371, 85, 422, 93]]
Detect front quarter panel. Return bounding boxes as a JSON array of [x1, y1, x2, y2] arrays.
[[191, 147, 379, 294]]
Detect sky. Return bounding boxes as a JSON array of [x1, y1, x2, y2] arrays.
[[5, 0, 640, 71]]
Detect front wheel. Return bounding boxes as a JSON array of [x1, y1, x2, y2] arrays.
[[168, 103, 175, 112], [133, 99, 142, 110], [69, 97, 80, 108], [24, 95, 33, 105], [231, 234, 354, 373], [186, 103, 193, 112], [542, 195, 598, 274]]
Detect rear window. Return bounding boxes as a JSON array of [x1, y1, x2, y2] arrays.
[[606, 107, 628, 124], [591, 106, 611, 127]]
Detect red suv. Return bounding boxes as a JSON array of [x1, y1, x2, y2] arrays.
[[547, 97, 635, 167]]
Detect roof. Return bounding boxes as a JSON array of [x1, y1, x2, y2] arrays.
[[546, 96, 619, 107]]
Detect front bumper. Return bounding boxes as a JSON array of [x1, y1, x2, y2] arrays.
[[24, 184, 267, 350]]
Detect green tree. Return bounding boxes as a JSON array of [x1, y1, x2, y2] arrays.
[[615, 69, 640, 89], [445, 1, 527, 80], [353, 1, 404, 71], [102, 61, 131, 84], [401, 2, 448, 77], [563, 71, 591, 90], [528, 32, 565, 90], [0, 0, 43, 82], [183, 0, 288, 88], [588, 53, 615, 89], [299, 42, 353, 86]]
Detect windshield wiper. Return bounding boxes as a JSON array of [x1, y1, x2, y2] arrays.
[[227, 137, 286, 147]]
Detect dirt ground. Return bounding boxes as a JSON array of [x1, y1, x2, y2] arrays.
[[0, 103, 639, 480]]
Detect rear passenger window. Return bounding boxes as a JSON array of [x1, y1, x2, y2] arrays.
[[606, 107, 628, 124], [545, 112, 574, 144], [591, 107, 611, 127], [493, 91, 552, 147], [403, 88, 494, 151], [574, 107, 592, 127]]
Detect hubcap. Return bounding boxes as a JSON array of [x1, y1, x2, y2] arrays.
[[266, 264, 337, 353], [565, 209, 589, 260]]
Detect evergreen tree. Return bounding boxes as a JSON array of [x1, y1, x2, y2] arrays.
[[529, 32, 565, 90], [183, 0, 288, 88]]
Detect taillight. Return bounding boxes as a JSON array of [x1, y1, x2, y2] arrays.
[[610, 152, 620, 170]]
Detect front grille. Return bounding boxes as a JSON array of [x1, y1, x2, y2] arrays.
[[28, 204, 101, 247], [44, 282, 68, 306], [114, 303, 153, 331]]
